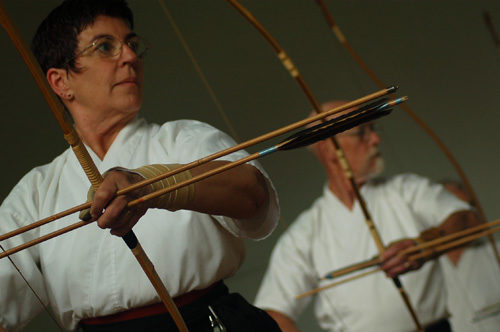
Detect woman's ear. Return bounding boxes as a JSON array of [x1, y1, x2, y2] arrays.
[[47, 68, 74, 101]]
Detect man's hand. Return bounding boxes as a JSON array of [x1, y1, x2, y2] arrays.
[[79, 169, 151, 237], [380, 239, 423, 278]]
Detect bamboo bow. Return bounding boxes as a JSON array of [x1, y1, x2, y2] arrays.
[[224, 0, 423, 330], [483, 11, 500, 54], [0, 2, 188, 331], [314, 0, 500, 269]]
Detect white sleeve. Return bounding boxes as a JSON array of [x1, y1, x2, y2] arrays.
[[160, 120, 279, 239], [0, 175, 49, 331], [216, 175, 279, 240], [396, 174, 471, 228], [254, 211, 317, 320]]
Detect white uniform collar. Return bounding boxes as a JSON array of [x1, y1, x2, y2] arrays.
[[67, 116, 147, 179]]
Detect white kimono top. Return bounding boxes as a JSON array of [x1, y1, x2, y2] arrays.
[[441, 239, 500, 332], [0, 117, 279, 331], [255, 174, 469, 332]]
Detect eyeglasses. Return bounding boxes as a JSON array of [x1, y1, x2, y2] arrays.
[[65, 34, 150, 66], [339, 123, 377, 141]]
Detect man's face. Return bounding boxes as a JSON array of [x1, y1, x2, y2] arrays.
[[66, 15, 144, 121], [337, 122, 384, 184]]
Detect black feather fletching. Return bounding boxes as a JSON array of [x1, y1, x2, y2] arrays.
[[279, 98, 391, 151]]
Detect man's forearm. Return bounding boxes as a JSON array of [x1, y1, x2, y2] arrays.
[[421, 210, 482, 265]]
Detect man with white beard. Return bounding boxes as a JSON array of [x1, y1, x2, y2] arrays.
[[255, 101, 482, 332]]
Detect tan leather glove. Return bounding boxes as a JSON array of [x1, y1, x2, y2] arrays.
[[132, 164, 195, 211], [78, 164, 195, 221]]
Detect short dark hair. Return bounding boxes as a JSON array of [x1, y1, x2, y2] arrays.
[[31, 0, 134, 74]]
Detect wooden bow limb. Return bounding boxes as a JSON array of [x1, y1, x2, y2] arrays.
[[0, 2, 65, 330], [225, 0, 423, 329], [483, 11, 500, 54], [0, 96, 399, 259], [0, 3, 188, 331], [314, 0, 500, 270]]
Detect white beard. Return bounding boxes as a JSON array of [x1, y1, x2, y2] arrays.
[[368, 156, 385, 180]]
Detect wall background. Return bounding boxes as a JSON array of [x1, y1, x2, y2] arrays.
[[1, 1, 499, 331]]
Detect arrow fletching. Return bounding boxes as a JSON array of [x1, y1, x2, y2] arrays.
[[279, 96, 405, 151]]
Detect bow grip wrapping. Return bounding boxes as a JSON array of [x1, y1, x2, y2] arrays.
[[64, 128, 104, 188]]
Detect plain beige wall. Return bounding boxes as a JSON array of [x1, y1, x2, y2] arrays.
[[1, 1, 500, 331]]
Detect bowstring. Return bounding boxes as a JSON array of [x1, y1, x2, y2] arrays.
[[157, 0, 290, 229]]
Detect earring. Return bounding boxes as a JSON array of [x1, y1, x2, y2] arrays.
[[67, 93, 72, 98]]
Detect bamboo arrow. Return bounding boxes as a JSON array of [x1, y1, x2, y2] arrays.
[[0, 95, 402, 260], [298, 219, 500, 299]]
